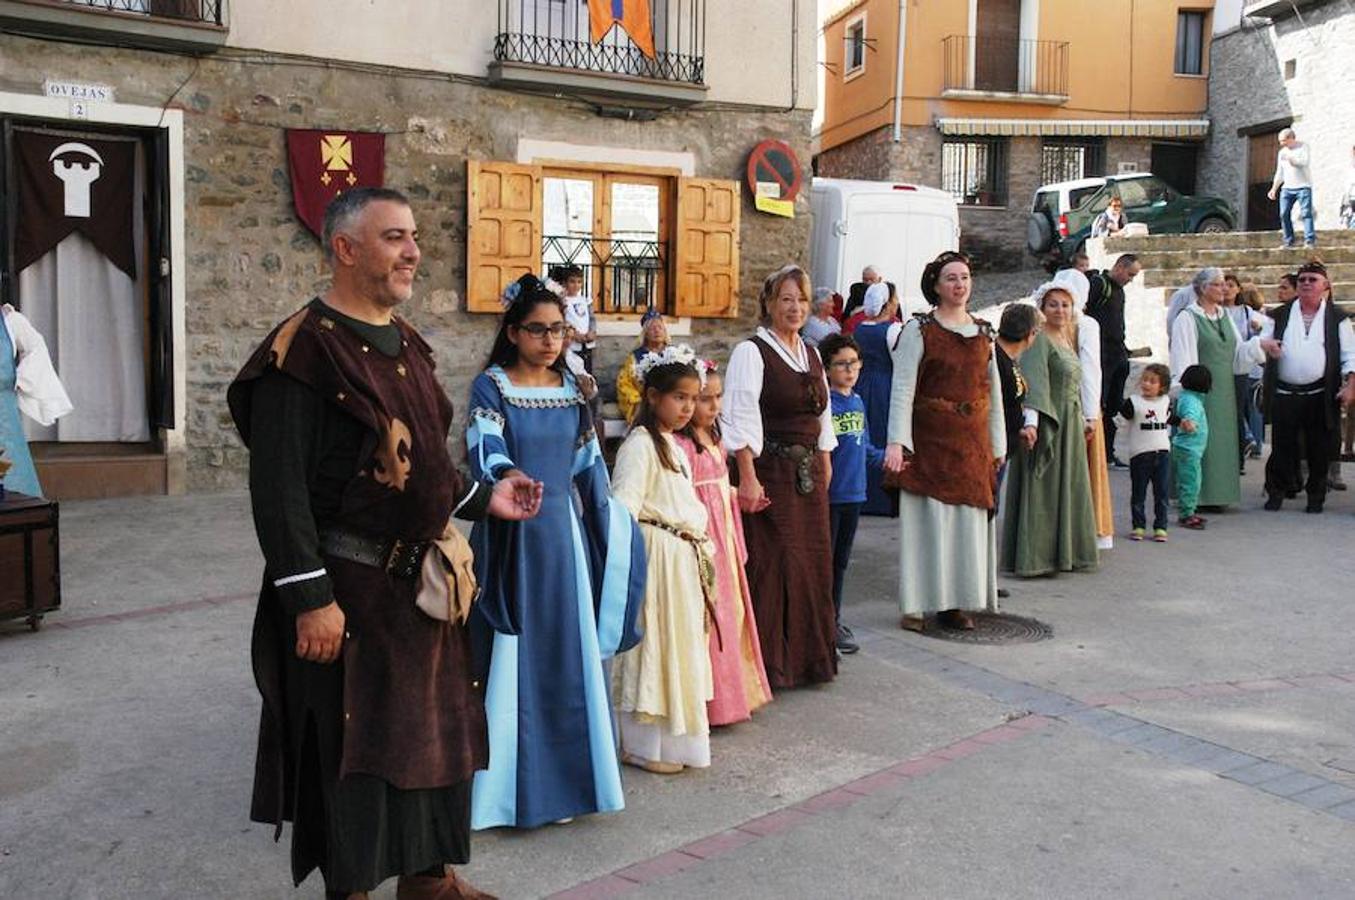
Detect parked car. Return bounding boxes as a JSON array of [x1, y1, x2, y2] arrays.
[[1027, 173, 1236, 268]]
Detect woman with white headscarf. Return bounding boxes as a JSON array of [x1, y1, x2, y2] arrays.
[[1001, 281, 1099, 577], [1053, 268, 1114, 549], [852, 281, 903, 516]]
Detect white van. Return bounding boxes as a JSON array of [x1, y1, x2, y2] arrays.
[[809, 178, 960, 309]]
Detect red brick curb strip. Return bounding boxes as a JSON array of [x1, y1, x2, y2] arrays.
[[547, 716, 1052, 899]]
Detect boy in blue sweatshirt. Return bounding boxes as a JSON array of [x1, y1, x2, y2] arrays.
[[819, 333, 884, 656], [1172, 364, 1212, 531]]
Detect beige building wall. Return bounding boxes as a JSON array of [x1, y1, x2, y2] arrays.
[[227, 0, 817, 110], [818, 0, 1215, 153]]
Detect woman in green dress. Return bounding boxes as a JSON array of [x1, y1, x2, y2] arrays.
[[1168, 267, 1278, 509], [1001, 283, 1099, 577]]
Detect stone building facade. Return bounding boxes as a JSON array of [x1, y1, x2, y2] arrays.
[[1198, 0, 1355, 232], [0, 1, 815, 495]]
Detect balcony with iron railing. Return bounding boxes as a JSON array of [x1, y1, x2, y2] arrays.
[[941, 35, 1069, 104], [0, 0, 227, 51], [491, 0, 708, 105], [543, 234, 666, 315]]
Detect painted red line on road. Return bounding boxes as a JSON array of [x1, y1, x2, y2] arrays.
[[1233, 678, 1299, 693], [42, 593, 254, 630], [546, 717, 1050, 899], [1127, 687, 1191, 702], [1084, 692, 1135, 707]]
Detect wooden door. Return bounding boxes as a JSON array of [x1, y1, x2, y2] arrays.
[[975, 0, 1021, 92], [1247, 131, 1282, 232]]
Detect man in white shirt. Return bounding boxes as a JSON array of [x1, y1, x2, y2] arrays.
[[1268, 128, 1315, 249], [1261, 261, 1355, 513]]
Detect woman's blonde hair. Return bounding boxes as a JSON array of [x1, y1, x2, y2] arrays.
[[1238, 282, 1266, 311], [759, 264, 813, 325]]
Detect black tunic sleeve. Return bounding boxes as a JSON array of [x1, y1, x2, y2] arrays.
[[1118, 398, 1137, 420], [248, 370, 334, 616]]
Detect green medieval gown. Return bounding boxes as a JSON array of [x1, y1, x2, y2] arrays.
[[1000, 332, 1099, 577]]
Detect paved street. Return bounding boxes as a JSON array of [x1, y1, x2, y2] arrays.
[[3, 468, 1355, 899]]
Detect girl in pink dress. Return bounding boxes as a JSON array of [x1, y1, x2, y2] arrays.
[[678, 366, 774, 726]]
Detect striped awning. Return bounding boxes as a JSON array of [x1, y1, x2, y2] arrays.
[[935, 118, 1211, 139]]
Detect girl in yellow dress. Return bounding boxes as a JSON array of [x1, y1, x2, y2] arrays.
[[611, 345, 715, 774]]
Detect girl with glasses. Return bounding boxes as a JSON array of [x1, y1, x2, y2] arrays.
[[466, 274, 646, 829]]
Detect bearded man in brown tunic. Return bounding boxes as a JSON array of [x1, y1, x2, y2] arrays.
[[228, 189, 542, 900]]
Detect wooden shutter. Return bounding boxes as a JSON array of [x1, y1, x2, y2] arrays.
[[672, 177, 741, 319], [466, 160, 542, 313]]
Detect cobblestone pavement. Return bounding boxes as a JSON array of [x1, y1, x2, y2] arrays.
[[2, 464, 1354, 899]]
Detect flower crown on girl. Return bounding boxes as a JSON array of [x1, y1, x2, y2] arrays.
[[500, 273, 566, 310], [635, 343, 705, 387]]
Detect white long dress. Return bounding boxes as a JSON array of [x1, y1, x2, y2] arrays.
[[610, 427, 715, 768], [887, 317, 1007, 615]]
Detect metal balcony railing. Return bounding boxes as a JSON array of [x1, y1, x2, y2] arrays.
[[543, 235, 666, 315], [942, 34, 1069, 98], [51, 0, 223, 24], [495, 0, 705, 85]]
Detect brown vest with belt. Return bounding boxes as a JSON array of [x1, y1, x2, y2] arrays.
[[897, 315, 997, 510]]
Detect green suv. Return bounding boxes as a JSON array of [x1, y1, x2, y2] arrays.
[[1027, 173, 1237, 268]]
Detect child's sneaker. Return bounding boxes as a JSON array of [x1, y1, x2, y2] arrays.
[[1181, 515, 1206, 530], [1152, 529, 1168, 542], [1129, 528, 1145, 541]]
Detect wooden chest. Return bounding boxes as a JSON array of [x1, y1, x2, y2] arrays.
[[0, 492, 61, 631]]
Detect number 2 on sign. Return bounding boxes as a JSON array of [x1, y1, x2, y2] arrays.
[[69, 100, 89, 119]]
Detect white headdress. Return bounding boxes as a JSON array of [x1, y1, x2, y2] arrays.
[[862, 281, 891, 318], [634, 343, 705, 387], [1050, 267, 1089, 313]]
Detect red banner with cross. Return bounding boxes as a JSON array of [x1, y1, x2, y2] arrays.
[[286, 129, 386, 237]]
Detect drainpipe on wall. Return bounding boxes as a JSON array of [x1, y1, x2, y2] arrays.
[[891, 0, 908, 142]]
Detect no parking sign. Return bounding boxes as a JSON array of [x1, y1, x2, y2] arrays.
[[746, 139, 803, 217]]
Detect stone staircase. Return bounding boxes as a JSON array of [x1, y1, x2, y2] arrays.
[[1105, 230, 1355, 303]]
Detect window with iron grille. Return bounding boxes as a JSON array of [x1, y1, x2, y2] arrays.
[[1041, 138, 1106, 184], [942, 138, 1008, 207], [844, 15, 866, 77], [1175, 11, 1207, 75]]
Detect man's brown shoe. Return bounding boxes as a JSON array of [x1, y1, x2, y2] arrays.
[[397, 869, 498, 900]]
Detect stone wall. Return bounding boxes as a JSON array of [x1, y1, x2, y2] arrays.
[[813, 123, 942, 187], [0, 36, 813, 492], [1200, 4, 1355, 231]]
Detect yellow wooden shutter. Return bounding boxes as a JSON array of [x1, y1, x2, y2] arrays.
[[466, 160, 542, 313], [672, 177, 741, 318]]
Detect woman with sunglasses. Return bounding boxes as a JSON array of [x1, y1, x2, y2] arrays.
[[465, 274, 645, 830]]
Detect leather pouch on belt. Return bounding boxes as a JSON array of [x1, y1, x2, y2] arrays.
[[415, 522, 480, 625]]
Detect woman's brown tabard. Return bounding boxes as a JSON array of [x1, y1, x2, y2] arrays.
[[897, 315, 997, 510], [738, 335, 837, 689]]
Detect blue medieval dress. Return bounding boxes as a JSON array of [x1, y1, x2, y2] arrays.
[[1, 306, 72, 497], [854, 320, 899, 516], [466, 365, 645, 829]]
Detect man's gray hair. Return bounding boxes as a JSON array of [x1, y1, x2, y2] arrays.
[[812, 287, 835, 310], [1192, 266, 1224, 293], [1280, 127, 1297, 141], [862, 265, 879, 280], [321, 187, 411, 262]]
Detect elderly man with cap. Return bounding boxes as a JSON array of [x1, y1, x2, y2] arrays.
[[1262, 260, 1355, 513], [615, 306, 670, 423]]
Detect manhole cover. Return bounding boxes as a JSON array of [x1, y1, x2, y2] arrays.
[[921, 612, 1053, 645]]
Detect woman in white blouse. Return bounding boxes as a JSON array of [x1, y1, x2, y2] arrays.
[[1, 304, 73, 497], [720, 265, 839, 688], [1169, 267, 1279, 508]]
